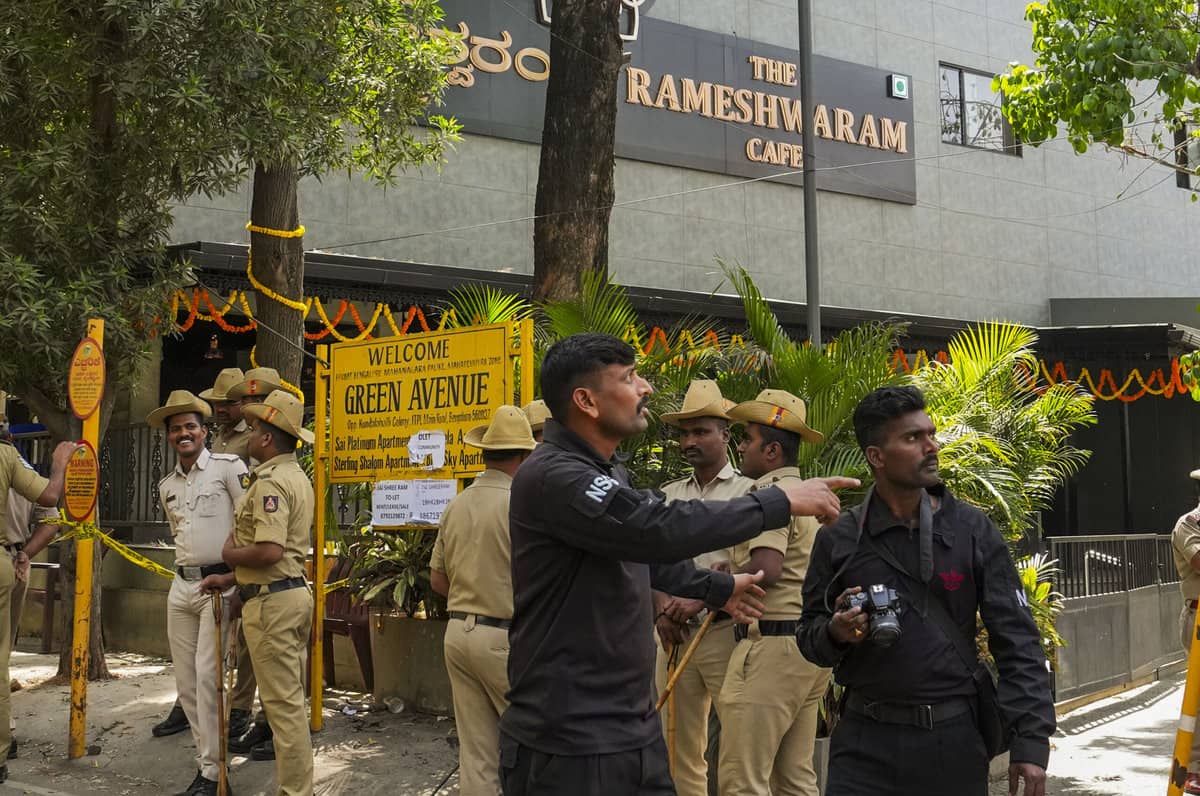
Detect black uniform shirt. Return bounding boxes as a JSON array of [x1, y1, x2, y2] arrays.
[[797, 486, 1055, 769], [501, 419, 792, 756]]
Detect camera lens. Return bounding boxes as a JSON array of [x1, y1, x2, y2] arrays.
[[870, 614, 902, 647]]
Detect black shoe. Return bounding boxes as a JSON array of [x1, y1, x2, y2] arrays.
[[227, 708, 251, 740], [249, 737, 275, 761], [174, 770, 230, 796], [7, 738, 15, 759], [0, 764, 7, 783], [173, 771, 204, 796], [228, 722, 272, 754], [153, 703, 190, 738]]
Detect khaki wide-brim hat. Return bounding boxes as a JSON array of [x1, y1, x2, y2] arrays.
[[522, 399, 551, 432], [729, 388, 825, 444], [227, 367, 284, 401], [464, 405, 536, 451], [199, 367, 246, 401], [1191, 468, 1200, 481], [243, 391, 315, 444], [147, 390, 213, 428], [660, 379, 735, 426]]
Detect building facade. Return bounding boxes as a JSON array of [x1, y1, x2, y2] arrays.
[[170, 0, 1200, 327]]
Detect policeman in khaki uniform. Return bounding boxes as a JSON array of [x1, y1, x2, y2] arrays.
[[156, 368, 260, 743], [719, 390, 831, 796], [0, 436, 75, 783], [652, 380, 753, 796], [223, 366, 285, 756], [521, 400, 550, 444], [201, 390, 314, 796], [149, 391, 248, 796], [430, 406, 535, 796], [1172, 468, 1200, 795], [201, 368, 255, 464]]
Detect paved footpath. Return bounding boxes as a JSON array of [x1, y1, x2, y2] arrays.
[[989, 672, 1185, 795], [0, 647, 1189, 795]]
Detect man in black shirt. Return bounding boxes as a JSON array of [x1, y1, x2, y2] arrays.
[[501, 334, 857, 795], [797, 386, 1053, 796]]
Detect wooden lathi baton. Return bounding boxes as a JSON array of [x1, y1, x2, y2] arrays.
[[656, 612, 717, 712], [213, 596, 229, 796]]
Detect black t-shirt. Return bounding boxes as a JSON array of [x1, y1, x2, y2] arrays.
[[500, 420, 792, 755]]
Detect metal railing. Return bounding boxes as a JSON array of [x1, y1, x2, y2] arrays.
[[1047, 534, 1177, 598]]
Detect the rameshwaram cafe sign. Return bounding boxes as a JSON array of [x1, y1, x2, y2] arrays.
[[435, 0, 917, 204]]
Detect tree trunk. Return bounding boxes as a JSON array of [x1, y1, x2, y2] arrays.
[[532, 0, 623, 301], [249, 161, 304, 391]]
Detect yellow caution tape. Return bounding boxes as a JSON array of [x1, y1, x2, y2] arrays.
[[50, 519, 177, 580]]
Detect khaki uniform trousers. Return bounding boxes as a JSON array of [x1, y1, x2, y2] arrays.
[[1181, 603, 1200, 769], [444, 617, 509, 796], [167, 576, 233, 781], [654, 620, 737, 796], [229, 624, 257, 713], [0, 555, 14, 753], [718, 629, 831, 796], [243, 586, 313, 796], [10, 575, 24, 646]]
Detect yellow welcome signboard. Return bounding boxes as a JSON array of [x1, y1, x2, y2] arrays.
[[327, 322, 521, 484]]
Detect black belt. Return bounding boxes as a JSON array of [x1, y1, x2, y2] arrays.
[[238, 577, 307, 602], [176, 563, 231, 581], [734, 619, 798, 641], [449, 611, 511, 629], [845, 692, 973, 730]]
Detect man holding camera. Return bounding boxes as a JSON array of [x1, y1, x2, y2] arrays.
[[717, 390, 831, 796], [797, 387, 1053, 796]]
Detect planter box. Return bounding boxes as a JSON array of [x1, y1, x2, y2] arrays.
[[100, 544, 175, 657], [370, 613, 453, 715]]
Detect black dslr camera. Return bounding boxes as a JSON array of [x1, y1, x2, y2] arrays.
[[845, 584, 903, 647]]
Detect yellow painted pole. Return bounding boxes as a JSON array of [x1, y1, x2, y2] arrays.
[[68, 318, 103, 759], [1169, 604, 1200, 794], [310, 344, 329, 732], [518, 318, 534, 404]]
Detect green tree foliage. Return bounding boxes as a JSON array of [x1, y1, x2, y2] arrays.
[[913, 323, 1095, 541], [996, 1, 1200, 156]]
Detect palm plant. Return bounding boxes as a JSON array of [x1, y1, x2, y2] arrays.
[[439, 282, 533, 328], [914, 323, 1095, 542], [725, 265, 908, 495]]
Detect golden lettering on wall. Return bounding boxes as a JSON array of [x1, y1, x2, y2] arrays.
[[440, 19, 910, 165], [437, 22, 552, 87], [624, 66, 909, 157]]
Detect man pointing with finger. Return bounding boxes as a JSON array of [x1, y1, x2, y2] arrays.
[[500, 334, 858, 796]]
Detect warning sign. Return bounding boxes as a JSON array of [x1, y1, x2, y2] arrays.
[[328, 324, 512, 483], [63, 442, 99, 522]]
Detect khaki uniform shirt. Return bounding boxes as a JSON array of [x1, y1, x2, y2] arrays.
[[430, 468, 514, 619], [0, 445, 49, 522], [159, 448, 248, 567], [233, 452, 314, 585], [660, 462, 754, 570], [1173, 505, 1200, 599], [730, 466, 819, 620], [5, 490, 59, 547], [212, 420, 253, 465]]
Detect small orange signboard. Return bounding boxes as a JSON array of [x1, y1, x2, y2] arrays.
[[68, 337, 105, 420], [63, 442, 99, 522]]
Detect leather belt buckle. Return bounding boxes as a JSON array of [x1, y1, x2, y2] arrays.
[[916, 704, 934, 731], [178, 565, 203, 581]]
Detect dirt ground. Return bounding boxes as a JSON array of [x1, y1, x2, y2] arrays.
[[0, 647, 460, 795]]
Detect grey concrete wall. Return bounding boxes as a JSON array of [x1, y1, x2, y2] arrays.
[[1055, 584, 1184, 701], [169, 0, 1200, 326], [100, 545, 174, 658]]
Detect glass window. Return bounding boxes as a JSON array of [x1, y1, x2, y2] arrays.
[[940, 64, 1020, 154]]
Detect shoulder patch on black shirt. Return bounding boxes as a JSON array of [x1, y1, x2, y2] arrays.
[[569, 472, 621, 518]]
